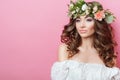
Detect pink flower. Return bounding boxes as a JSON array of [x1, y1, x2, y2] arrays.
[[94, 10, 105, 21]]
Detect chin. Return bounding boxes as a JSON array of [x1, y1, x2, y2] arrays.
[[80, 34, 94, 38], [80, 36, 89, 38]]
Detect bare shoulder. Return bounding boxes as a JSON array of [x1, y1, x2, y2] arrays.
[[57, 43, 69, 62], [113, 52, 117, 67]]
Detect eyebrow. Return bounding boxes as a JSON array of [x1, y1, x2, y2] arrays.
[[76, 15, 92, 19]]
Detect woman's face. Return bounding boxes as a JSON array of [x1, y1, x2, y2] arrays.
[[75, 15, 95, 38]]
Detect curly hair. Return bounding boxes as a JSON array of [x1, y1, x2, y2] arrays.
[[60, 2, 118, 68]]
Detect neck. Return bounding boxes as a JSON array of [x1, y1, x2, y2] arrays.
[[80, 36, 94, 49]]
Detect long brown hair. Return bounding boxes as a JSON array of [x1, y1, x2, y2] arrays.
[[60, 1, 118, 67]]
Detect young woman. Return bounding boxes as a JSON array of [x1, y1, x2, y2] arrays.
[[51, 0, 120, 80]]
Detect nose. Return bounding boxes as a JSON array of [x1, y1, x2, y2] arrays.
[[80, 20, 85, 28]]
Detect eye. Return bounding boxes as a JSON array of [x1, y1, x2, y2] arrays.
[[86, 18, 93, 22], [76, 19, 81, 22]]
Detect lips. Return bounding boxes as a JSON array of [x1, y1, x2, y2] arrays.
[[79, 30, 87, 33]]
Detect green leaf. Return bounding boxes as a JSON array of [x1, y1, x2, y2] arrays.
[[105, 15, 115, 24]]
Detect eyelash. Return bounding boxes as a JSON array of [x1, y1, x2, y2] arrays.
[[86, 19, 93, 22], [76, 19, 80, 22]]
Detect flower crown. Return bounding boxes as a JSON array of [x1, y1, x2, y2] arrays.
[[67, 0, 116, 24]]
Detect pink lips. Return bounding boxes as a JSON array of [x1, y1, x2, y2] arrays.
[[79, 30, 87, 33]]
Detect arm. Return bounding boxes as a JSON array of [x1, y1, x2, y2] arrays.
[[51, 43, 70, 80]]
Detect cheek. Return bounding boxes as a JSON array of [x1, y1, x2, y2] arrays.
[[89, 27, 95, 35], [86, 21, 94, 28], [76, 23, 80, 32], [76, 23, 80, 28], [86, 23, 95, 33]]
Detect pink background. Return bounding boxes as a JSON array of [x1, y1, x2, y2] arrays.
[[0, 0, 120, 80]]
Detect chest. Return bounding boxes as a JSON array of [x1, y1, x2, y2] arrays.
[[69, 50, 104, 64]]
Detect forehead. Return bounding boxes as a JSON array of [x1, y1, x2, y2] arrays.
[[76, 15, 92, 19]]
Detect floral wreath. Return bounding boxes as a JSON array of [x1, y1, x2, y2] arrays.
[[67, 0, 116, 24]]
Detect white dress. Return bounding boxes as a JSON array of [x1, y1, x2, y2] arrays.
[[51, 60, 120, 80]]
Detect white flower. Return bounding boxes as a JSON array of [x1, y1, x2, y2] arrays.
[[81, 4, 88, 11], [69, 3, 74, 8], [76, 7, 79, 12], [71, 10, 76, 14], [92, 6, 98, 13], [85, 9, 89, 15]]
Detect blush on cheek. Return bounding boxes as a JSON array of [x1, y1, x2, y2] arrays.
[[88, 25, 95, 34], [89, 25, 95, 30], [90, 29, 95, 35]]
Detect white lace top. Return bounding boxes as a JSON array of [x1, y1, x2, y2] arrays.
[[51, 60, 120, 80]]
